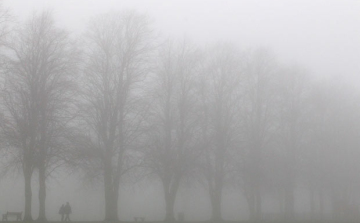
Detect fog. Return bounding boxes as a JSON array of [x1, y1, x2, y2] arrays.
[[6, 0, 360, 80], [0, 0, 360, 222]]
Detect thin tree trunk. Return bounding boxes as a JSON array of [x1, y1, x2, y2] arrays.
[[255, 186, 262, 221], [250, 140, 262, 221], [331, 189, 340, 220], [310, 186, 315, 218], [164, 190, 176, 222], [246, 189, 255, 221], [163, 176, 175, 219], [108, 190, 118, 221], [211, 138, 224, 222], [38, 164, 47, 221], [210, 187, 222, 221], [104, 162, 119, 221], [278, 189, 284, 216], [162, 177, 180, 222], [284, 184, 294, 220], [319, 188, 324, 218], [104, 185, 118, 221], [23, 166, 33, 221]]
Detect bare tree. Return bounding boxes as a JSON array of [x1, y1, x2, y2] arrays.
[[0, 0, 12, 136], [307, 80, 360, 220], [198, 43, 243, 221], [239, 48, 279, 220], [79, 11, 153, 221], [305, 81, 333, 218], [0, 11, 79, 221], [142, 40, 202, 222], [276, 66, 311, 219]]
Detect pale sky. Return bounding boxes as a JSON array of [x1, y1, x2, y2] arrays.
[[3, 0, 360, 83], [1, 1, 360, 221]]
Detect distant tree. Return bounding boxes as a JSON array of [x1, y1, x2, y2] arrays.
[[0, 1, 11, 47], [0, 11, 79, 221], [308, 80, 360, 220], [142, 40, 202, 222], [79, 11, 153, 221], [0, 0, 12, 132], [276, 66, 311, 219], [304, 81, 332, 217], [198, 43, 243, 221], [239, 49, 279, 220]]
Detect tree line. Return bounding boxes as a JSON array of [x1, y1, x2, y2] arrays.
[[0, 8, 360, 222]]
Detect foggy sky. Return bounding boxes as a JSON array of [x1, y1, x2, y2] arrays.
[[1, 0, 360, 221], [4, 0, 360, 83]]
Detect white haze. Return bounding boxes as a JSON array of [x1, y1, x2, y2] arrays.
[[1, 0, 360, 221], [5, 0, 360, 82]]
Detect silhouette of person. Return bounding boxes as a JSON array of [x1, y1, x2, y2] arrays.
[[64, 202, 72, 222], [59, 204, 65, 222]]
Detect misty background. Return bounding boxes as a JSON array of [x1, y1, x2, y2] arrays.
[[0, 0, 359, 222]]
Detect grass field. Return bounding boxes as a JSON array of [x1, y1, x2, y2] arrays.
[[8, 221, 360, 223]]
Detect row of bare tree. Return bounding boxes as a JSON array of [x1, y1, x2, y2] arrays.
[[0, 8, 360, 222]]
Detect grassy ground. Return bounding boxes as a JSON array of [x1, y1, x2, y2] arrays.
[[9, 221, 360, 223]]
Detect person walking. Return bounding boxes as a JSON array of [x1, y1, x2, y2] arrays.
[[64, 202, 72, 222], [59, 204, 65, 222]]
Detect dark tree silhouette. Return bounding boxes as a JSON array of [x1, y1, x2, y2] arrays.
[[0, 11, 79, 221], [143, 41, 202, 222], [79, 11, 153, 221], [198, 44, 243, 221]]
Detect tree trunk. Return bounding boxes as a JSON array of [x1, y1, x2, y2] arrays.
[[246, 190, 255, 221], [38, 164, 47, 221], [162, 178, 179, 222], [284, 184, 294, 220], [331, 189, 340, 220], [245, 184, 261, 221], [310, 186, 315, 218], [164, 190, 176, 222], [23, 167, 33, 221], [319, 188, 324, 218], [255, 186, 262, 221], [105, 190, 118, 221], [284, 140, 295, 220], [104, 163, 119, 221], [250, 140, 262, 221], [210, 140, 224, 222], [210, 187, 222, 221], [278, 189, 284, 215]]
